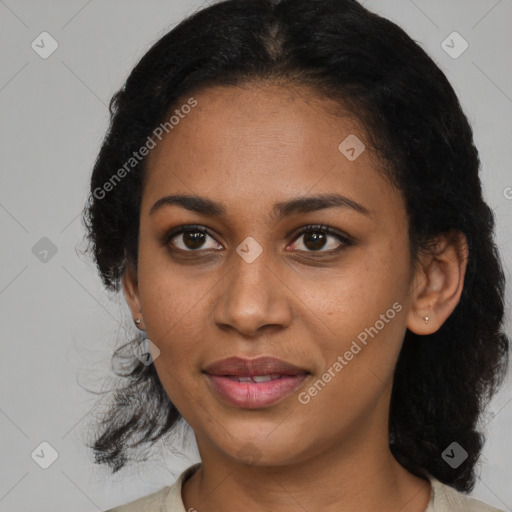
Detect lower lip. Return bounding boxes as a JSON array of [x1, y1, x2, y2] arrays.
[[205, 374, 308, 408]]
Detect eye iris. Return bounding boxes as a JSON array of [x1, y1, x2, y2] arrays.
[[175, 228, 336, 252], [183, 230, 206, 249], [304, 231, 327, 251]]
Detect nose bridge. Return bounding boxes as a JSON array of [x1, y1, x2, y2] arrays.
[[232, 244, 270, 293], [214, 239, 290, 335], [228, 241, 274, 308]]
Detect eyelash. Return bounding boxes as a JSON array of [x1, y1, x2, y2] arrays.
[[163, 223, 353, 255]]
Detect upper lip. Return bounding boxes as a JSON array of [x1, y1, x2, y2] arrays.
[[203, 356, 309, 377]]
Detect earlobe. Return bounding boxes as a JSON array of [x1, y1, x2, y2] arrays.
[[406, 231, 468, 335], [122, 262, 144, 329]]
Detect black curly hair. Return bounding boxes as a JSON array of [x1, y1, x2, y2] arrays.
[[81, 0, 510, 492]]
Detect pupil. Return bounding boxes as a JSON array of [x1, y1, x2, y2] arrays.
[[181, 230, 328, 251], [304, 231, 326, 250], [184, 230, 205, 249]]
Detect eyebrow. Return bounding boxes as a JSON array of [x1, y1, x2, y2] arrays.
[[149, 192, 370, 220]]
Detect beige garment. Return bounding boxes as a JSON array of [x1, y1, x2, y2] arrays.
[[105, 462, 504, 512]]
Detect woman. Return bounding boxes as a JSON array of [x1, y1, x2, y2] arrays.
[[82, 0, 510, 510]]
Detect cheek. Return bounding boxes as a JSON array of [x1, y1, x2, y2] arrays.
[[138, 266, 208, 410], [299, 245, 407, 324], [136, 250, 208, 363], [300, 246, 409, 373]]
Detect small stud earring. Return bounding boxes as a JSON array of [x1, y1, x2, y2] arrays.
[[134, 318, 142, 326], [424, 316, 429, 324]]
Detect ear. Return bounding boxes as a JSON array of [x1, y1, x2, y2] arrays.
[[406, 231, 468, 335], [122, 261, 145, 330]]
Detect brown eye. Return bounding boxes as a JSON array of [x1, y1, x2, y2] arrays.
[[167, 226, 222, 251], [302, 231, 328, 251], [181, 230, 207, 250], [290, 225, 351, 253]]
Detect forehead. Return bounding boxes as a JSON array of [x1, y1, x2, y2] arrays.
[[142, 82, 403, 223], [148, 82, 362, 167]]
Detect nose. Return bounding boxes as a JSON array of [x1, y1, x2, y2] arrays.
[[213, 247, 292, 338]]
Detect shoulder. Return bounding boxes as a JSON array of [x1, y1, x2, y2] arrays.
[[104, 486, 170, 512], [104, 462, 202, 512], [428, 477, 505, 512]]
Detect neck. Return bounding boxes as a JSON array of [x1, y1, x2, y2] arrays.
[[181, 415, 431, 512]]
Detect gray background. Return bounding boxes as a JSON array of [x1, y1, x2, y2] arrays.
[[1, 0, 511, 510]]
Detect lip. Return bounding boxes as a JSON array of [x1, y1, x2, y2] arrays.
[[203, 356, 309, 409], [203, 356, 309, 377]]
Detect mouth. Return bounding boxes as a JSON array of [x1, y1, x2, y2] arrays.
[[223, 374, 287, 383], [203, 356, 310, 408]]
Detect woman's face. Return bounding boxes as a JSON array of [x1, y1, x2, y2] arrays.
[[126, 82, 419, 466]]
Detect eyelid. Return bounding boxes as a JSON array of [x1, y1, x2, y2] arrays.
[[163, 224, 221, 248], [163, 223, 353, 253], [290, 224, 352, 242], [289, 224, 353, 253]]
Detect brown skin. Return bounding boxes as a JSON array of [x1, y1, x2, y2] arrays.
[[123, 82, 468, 512]]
